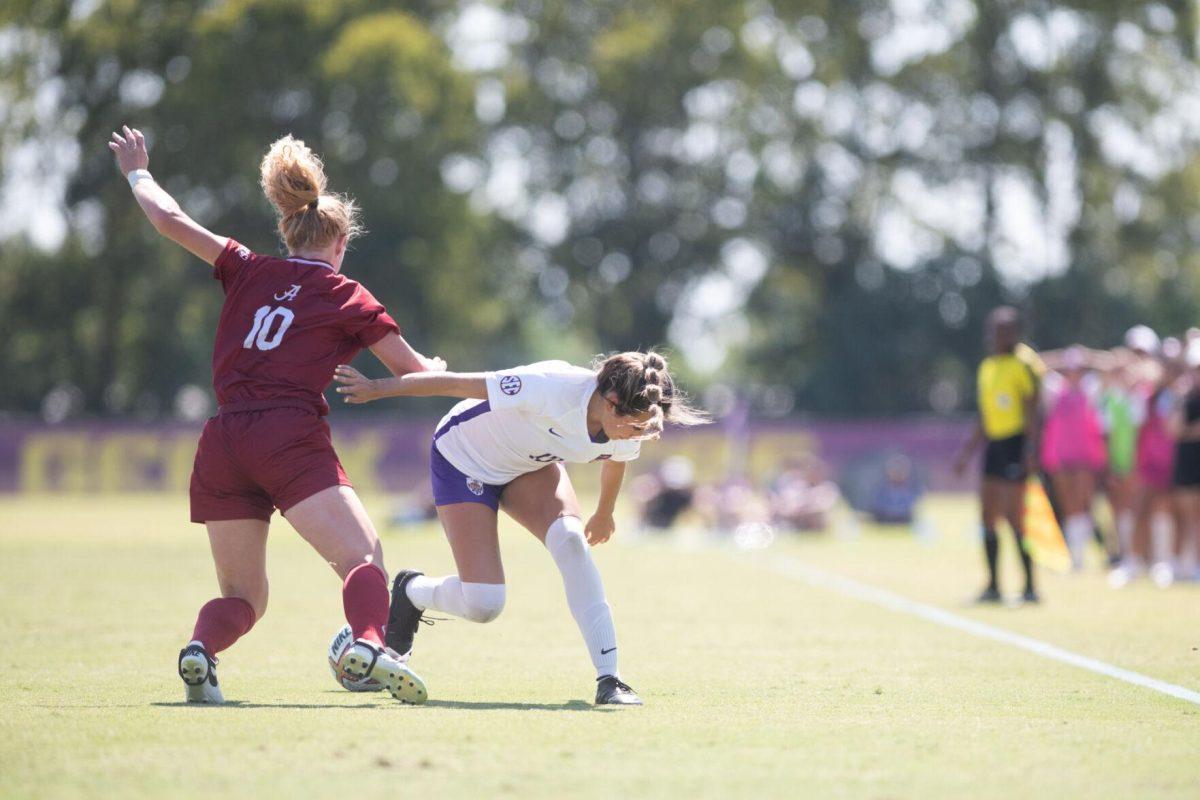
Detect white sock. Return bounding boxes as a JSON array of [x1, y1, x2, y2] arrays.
[[1179, 536, 1199, 578], [1151, 512, 1173, 565], [405, 575, 505, 623], [545, 516, 619, 679], [1116, 510, 1135, 561], [1065, 514, 1091, 569]]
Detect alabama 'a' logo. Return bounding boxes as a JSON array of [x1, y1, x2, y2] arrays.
[[499, 375, 522, 396], [274, 284, 301, 302]]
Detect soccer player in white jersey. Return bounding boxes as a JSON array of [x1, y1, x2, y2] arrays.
[[333, 351, 707, 704]]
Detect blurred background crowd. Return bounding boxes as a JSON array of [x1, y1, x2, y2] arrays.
[[1031, 325, 1200, 587], [612, 319, 1200, 594]]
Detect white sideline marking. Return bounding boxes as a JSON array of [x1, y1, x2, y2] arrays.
[[762, 554, 1200, 707]]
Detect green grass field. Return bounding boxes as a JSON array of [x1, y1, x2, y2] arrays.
[[2, 493, 1198, 799]]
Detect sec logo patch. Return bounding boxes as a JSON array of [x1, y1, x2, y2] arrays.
[[499, 375, 522, 396]]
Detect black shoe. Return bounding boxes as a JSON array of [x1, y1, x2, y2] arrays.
[[595, 675, 643, 706], [1022, 587, 1040, 604], [976, 586, 1002, 604], [385, 570, 425, 656]]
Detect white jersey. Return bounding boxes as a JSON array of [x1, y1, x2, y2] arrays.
[[433, 360, 642, 485]]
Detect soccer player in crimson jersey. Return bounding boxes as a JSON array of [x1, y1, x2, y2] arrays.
[[110, 125, 437, 704]]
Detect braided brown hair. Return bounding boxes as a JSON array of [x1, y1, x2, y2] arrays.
[[594, 350, 709, 438]]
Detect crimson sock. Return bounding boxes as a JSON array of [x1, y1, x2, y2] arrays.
[[343, 563, 389, 645], [190, 597, 256, 655]]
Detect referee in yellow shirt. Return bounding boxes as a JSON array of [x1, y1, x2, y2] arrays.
[[955, 307, 1041, 603]]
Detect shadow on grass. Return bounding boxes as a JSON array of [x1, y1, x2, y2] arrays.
[[149, 701, 382, 709], [29, 703, 153, 709], [147, 699, 606, 711], [423, 699, 603, 712]]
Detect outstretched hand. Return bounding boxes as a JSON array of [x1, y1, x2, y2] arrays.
[[585, 512, 616, 546], [108, 125, 149, 174], [333, 365, 384, 404]]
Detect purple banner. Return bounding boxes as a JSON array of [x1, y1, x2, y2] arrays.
[[0, 417, 974, 495]]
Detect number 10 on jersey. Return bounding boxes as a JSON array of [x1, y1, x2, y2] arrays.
[[243, 305, 295, 351]]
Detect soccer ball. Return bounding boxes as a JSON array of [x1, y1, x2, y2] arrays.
[[327, 624, 384, 692]]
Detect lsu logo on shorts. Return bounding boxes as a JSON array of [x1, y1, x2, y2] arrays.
[[499, 375, 522, 396], [466, 477, 485, 496]]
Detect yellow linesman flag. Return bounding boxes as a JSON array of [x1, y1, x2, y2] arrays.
[[1023, 478, 1071, 573]]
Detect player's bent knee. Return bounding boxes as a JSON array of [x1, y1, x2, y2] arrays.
[[545, 515, 588, 558], [461, 582, 506, 623]]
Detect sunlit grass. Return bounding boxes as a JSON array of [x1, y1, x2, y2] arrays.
[[1, 494, 1197, 799]]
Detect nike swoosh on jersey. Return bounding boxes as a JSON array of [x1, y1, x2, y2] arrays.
[[548, 427, 564, 438]]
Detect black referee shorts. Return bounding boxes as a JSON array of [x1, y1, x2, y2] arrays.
[[983, 434, 1027, 483], [1173, 441, 1200, 488]]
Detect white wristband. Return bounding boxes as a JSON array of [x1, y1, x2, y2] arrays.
[[126, 169, 153, 189]]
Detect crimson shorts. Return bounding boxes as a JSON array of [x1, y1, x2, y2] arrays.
[[189, 402, 351, 523]]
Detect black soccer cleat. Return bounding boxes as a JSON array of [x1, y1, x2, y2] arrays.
[[385, 569, 426, 657], [975, 586, 1002, 604], [595, 675, 643, 706], [1021, 587, 1041, 604]]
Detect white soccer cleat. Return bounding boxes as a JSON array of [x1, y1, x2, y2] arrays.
[[1107, 564, 1133, 589], [340, 638, 428, 704], [178, 643, 225, 704], [1150, 561, 1174, 589]]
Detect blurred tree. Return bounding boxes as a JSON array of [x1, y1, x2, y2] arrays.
[[745, 0, 1200, 413], [2, 0, 1200, 420], [0, 0, 498, 417]]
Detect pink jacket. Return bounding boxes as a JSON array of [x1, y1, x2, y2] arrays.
[[1041, 387, 1107, 472]]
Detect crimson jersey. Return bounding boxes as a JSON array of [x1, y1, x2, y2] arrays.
[[209, 238, 399, 415]]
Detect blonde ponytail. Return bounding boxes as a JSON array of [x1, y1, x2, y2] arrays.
[[260, 134, 363, 253]]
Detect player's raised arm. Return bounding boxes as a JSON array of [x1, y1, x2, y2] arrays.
[[334, 365, 487, 404], [108, 125, 227, 265]]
